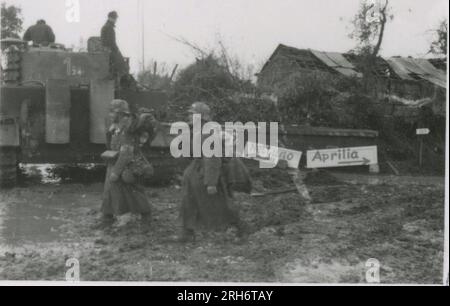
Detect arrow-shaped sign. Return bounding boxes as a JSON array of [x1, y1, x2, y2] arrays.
[[307, 146, 377, 169], [338, 157, 370, 165], [416, 128, 430, 135]]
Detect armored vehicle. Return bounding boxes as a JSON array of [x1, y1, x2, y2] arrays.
[[0, 37, 172, 187]]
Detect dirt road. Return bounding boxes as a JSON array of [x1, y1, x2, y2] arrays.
[[0, 169, 445, 283]]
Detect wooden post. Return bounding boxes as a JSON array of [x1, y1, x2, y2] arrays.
[[169, 64, 179, 82], [416, 128, 429, 168], [288, 168, 312, 204], [419, 136, 423, 168]]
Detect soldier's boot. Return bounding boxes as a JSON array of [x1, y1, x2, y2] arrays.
[[140, 213, 152, 233], [93, 214, 115, 230], [177, 228, 196, 243]]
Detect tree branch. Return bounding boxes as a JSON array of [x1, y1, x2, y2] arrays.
[[372, 0, 389, 58]]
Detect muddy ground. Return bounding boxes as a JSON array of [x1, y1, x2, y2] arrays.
[[0, 166, 445, 283]]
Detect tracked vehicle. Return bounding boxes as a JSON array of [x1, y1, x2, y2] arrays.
[[0, 37, 172, 187]]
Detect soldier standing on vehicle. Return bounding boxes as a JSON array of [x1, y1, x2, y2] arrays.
[[23, 20, 55, 46], [99, 99, 154, 230], [178, 102, 250, 243], [100, 11, 128, 78]]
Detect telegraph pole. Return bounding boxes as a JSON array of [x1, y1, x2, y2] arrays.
[[140, 0, 145, 72]]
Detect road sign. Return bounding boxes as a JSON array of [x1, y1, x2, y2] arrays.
[[306, 146, 378, 169], [277, 147, 302, 168], [244, 142, 302, 169], [416, 128, 430, 135], [416, 128, 429, 167]]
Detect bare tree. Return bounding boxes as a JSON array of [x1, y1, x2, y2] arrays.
[[137, 59, 178, 90], [349, 0, 393, 58], [429, 19, 448, 56]]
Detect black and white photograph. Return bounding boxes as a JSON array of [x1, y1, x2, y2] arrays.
[[0, 0, 448, 288]]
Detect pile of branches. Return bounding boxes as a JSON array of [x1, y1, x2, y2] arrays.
[[136, 60, 178, 91], [169, 50, 279, 123]]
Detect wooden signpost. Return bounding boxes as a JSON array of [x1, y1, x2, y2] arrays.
[[416, 128, 430, 168]]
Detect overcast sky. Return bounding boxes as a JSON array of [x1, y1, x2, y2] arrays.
[[3, 0, 449, 75]]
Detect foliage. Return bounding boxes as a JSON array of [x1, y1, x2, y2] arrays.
[[274, 71, 336, 125], [273, 70, 369, 127], [170, 52, 277, 123], [328, 92, 382, 130], [349, 0, 393, 58], [215, 94, 280, 123], [136, 60, 178, 91], [347, 0, 393, 95], [1, 2, 23, 39], [429, 19, 448, 56], [173, 54, 240, 104]]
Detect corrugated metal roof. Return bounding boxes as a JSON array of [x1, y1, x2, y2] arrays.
[[259, 44, 335, 75], [344, 54, 401, 79], [259, 44, 447, 88], [386, 58, 416, 81], [310, 50, 363, 78], [387, 57, 447, 88], [413, 58, 446, 84]]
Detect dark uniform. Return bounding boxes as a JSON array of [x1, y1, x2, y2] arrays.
[[179, 102, 249, 242], [100, 20, 119, 53], [181, 151, 243, 232], [102, 120, 152, 217], [100, 18, 128, 77], [101, 100, 154, 225], [23, 20, 55, 46]]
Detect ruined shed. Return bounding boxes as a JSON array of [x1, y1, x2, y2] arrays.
[[385, 57, 447, 117], [258, 44, 447, 118], [257, 44, 390, 90], [257, 44, 338, 89], [387, 57, 446, 88]]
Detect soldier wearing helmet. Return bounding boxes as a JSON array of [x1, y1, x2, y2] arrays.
[[178, 102, 249, 243], [187, 101, 212, 122], [99, 99, 153, 230]]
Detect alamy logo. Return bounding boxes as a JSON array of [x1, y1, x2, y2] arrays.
[[65, 257, 80, 282], [365, 258, 380, 283], [169, 114, 279, 168]]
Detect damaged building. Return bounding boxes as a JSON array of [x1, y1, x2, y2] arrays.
[[386, 56, 446, 118], [257, 44, 447, 121]]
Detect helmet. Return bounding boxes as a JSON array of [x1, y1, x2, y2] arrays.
[[110, 99, 130, 114], [108, 11, 118, 19], [188, 102, 212, 121]]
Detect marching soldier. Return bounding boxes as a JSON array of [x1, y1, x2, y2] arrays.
[[99, 99, 154, 230], [178, 102, 250, 243]]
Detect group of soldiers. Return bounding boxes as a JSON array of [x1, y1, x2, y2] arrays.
[[101, 99, 250, 243], [23, 11, 250, 243], [23, 11, 127, 79]]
